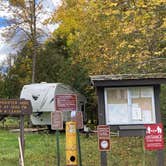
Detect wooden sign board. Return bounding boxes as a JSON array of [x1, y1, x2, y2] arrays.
[[71, 111, 84, 129], [51, 111, 63, 130], [97, 125, 110, 151], [0, 98, 32, 164], [55, 94, 77, 112], [0, 99, 32, 116]]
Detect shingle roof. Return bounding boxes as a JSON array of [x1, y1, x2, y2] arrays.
[[90, 73, 166, 87]]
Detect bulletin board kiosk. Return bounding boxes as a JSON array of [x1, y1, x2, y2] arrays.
[[90, 74, 166, 166]]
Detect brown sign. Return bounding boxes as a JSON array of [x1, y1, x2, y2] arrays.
[[98, 138, 110, 151], [71, 111, 84, 129], [55, 94, 77, 112], [97, 125, 110, 151], [51, 111, 63, 130], [0, 99, 32, 116], [97, 125, 110, 138]]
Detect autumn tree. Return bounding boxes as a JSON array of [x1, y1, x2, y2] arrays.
[[53, 0, 166, 75], [51, 0, 166, 122]]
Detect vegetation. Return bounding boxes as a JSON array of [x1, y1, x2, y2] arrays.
[[0, 126, 165, 166], [0, 0, 165, 123], [0, 1, 165, 165]]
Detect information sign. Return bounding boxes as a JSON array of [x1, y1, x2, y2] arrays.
[[51, 111, 63, 130], [0, 99, 32, 115], [144, 123, 164, 150], [55, 94, 77, 112], [97, 125, 110, 151]]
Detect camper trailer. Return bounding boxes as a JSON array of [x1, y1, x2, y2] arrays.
[[20, 83, 87, 126]]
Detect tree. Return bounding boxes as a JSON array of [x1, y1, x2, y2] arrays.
[[53, 0, 166, 75], [36, 35, 89, 94], [0, 0, 53, 82], [51, 0, 166, 122], [3, 42, 32, 98]]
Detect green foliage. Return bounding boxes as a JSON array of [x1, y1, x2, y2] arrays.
[[36, 35, 89, 94], [1, 0, 166, 122], [3, 43, 32, 98]]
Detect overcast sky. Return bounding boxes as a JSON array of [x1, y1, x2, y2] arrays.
[[0, 0, 60, 63]]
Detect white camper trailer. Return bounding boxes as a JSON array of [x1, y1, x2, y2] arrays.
[[20, 83, 87, 126]]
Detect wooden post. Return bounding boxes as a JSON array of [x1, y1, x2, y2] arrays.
[[20, 115, 24, 159], [97, 87, 107, 166], [18, 137, 24, 166], [154, 85, 164, 166]]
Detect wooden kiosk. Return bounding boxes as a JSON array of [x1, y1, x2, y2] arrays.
[[90, 73, 166, 166]]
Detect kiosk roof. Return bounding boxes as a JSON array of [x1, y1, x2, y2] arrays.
[[90, 73, 166, 87]]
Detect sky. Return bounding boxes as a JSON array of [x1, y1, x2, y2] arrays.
[[0, 0, 60, 64]]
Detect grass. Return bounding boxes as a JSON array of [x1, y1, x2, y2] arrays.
[[0, 121, 165, 166]]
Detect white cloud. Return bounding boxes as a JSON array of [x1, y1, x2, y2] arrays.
[[0, 0, 61, 63], [0, 1, 15, 19]]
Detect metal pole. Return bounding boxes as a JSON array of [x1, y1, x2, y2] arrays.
[[97, 87, 107, 166], [142, 137, 145, 166], [77, 129, 82, 166], [56, 130, 60, 166]]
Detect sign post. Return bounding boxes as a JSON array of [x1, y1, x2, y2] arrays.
[[0, 99, 32, 165], [71, 111, 84, 166], [51, 111, 63, 166], [54, 94, 77, 166], [97, 125, 110, 152], [66, 121, 78, 166]]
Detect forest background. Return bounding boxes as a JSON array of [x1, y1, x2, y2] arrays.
[[0, 0, 165, 124]]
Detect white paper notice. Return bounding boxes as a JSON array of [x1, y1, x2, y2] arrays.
[[143, 110, 152, 122], [107, 104, 128, 124], [131, 105, 142, 120]]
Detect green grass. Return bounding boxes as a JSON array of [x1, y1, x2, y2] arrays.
[[0, 127, 165, 166]]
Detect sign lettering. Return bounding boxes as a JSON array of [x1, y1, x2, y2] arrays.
[[55, 94, 77, 112], [0, 99, 32, 116], [144, 123, 164, 150], [97, 125, 110, 151], [51, 111, 63, 130]]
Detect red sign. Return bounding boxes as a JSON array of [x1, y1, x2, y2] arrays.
[[55, 94, 77, 112], [97, 125, 110, 138], [144, 123, 164, 150], [51, 112, 63, 130], [97, 125, 110, 151]]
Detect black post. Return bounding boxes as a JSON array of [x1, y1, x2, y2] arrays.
[[154, 85, 164, 166], [97, 87, 107, 166]]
